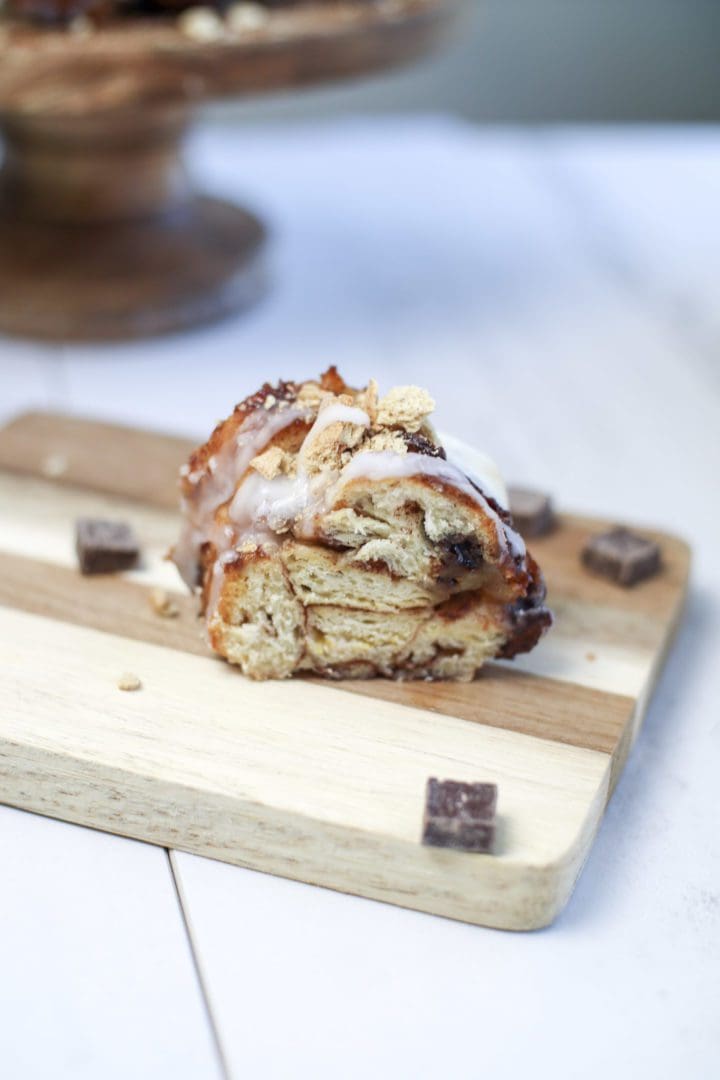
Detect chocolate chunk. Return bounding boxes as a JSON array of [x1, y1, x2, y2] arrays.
[[581, 527, 661, 587], [402, 431, 447, 459], [448, 540, 483, 571], [422, 778, 497, 854], [438, 538, 484, 584], [75, 518, 140, 575], [508, 486, 556, 538]]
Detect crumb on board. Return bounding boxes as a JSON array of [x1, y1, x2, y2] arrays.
[[117, 672, 142, 692], [586, 651, 597, 662], [149, 587, 180, 619], [41, 453, 68, 479]]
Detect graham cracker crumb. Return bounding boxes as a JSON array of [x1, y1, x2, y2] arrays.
[[376, 386, 435, 432], [586, 651, 597, 662], [296, 382, 331, 411], [303, 418, 366, 475], [362, 430, 408, 455], [264, 394, 277, 410], [118, 672, 142, 692], [149, 587, 180, 619], [355, 378, 379, 424], [239, 541, 259, 554], [284, 454, 298, 478], [250, 445, 286, 480], [302, 425, 343, 473]]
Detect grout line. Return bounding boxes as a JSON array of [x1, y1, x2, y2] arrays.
[[166, 848, 233, 1080]]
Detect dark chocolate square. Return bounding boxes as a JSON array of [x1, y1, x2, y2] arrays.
[[508, 486, 556, 538], [581, 527, 661, 587], [422, 778, 497, 854], [75, 518, 140, 576]]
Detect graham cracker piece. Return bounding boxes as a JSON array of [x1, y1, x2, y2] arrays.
[[355, 378, 379, 424], [376, 386, 435, 433], [362, 430, 408, 455], [250, 445, 289, 480], [303, 410, 368, 475]]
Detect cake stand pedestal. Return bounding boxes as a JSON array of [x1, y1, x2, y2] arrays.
[[0, 0, 457, 340]]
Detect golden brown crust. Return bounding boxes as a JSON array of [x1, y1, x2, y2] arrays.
[[496, 553, 552, 658], [318, 365, 351, 396], [180, 367, 353, 503], [181, 378, 301, 499]]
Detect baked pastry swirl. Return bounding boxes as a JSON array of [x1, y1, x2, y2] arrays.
[[172, 368, 551, 680]]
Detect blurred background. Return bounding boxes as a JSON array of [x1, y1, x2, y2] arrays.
[[3, 0, 719, 487], [221, 0, 720, 124]]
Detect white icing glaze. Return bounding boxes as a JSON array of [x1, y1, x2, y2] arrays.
[[206, 547, 245, 628], [173, 404, 311, 588], [339, 448, 479, 496], [224, 402, 370, 546], [438, 432, 508, 509], [301, 403, 370, 452], [176, 389, 526, 616], [337, 450, 525, 559], [225, 440, 524, 571], [230, 470, 313, 535]]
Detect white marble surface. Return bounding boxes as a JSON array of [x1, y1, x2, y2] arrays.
[[1, 119, 719, 1080]]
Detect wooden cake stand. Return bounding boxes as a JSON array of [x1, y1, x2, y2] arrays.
[[0, 0, 456, 340]]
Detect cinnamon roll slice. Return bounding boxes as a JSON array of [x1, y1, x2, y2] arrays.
[[172, 368, 551, 680]]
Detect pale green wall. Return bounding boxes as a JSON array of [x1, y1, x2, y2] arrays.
[[212, 0, 720, 124]]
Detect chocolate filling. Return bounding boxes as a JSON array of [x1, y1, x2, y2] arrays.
[[402, 431, 447, 459], [497, 554, 552, 658]]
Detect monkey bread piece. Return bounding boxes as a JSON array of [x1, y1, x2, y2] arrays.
[[172, 368, 552, 680]]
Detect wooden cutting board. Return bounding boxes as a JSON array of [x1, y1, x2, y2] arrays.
[[0, 412, 690, 931]]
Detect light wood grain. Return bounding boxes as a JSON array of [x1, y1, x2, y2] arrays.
[[0, 549, 634, 755], [0, 412, 691, 929], [0, 606, 610, 931], [0, 411, 193, 509], [0, 467, 656, 752]]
